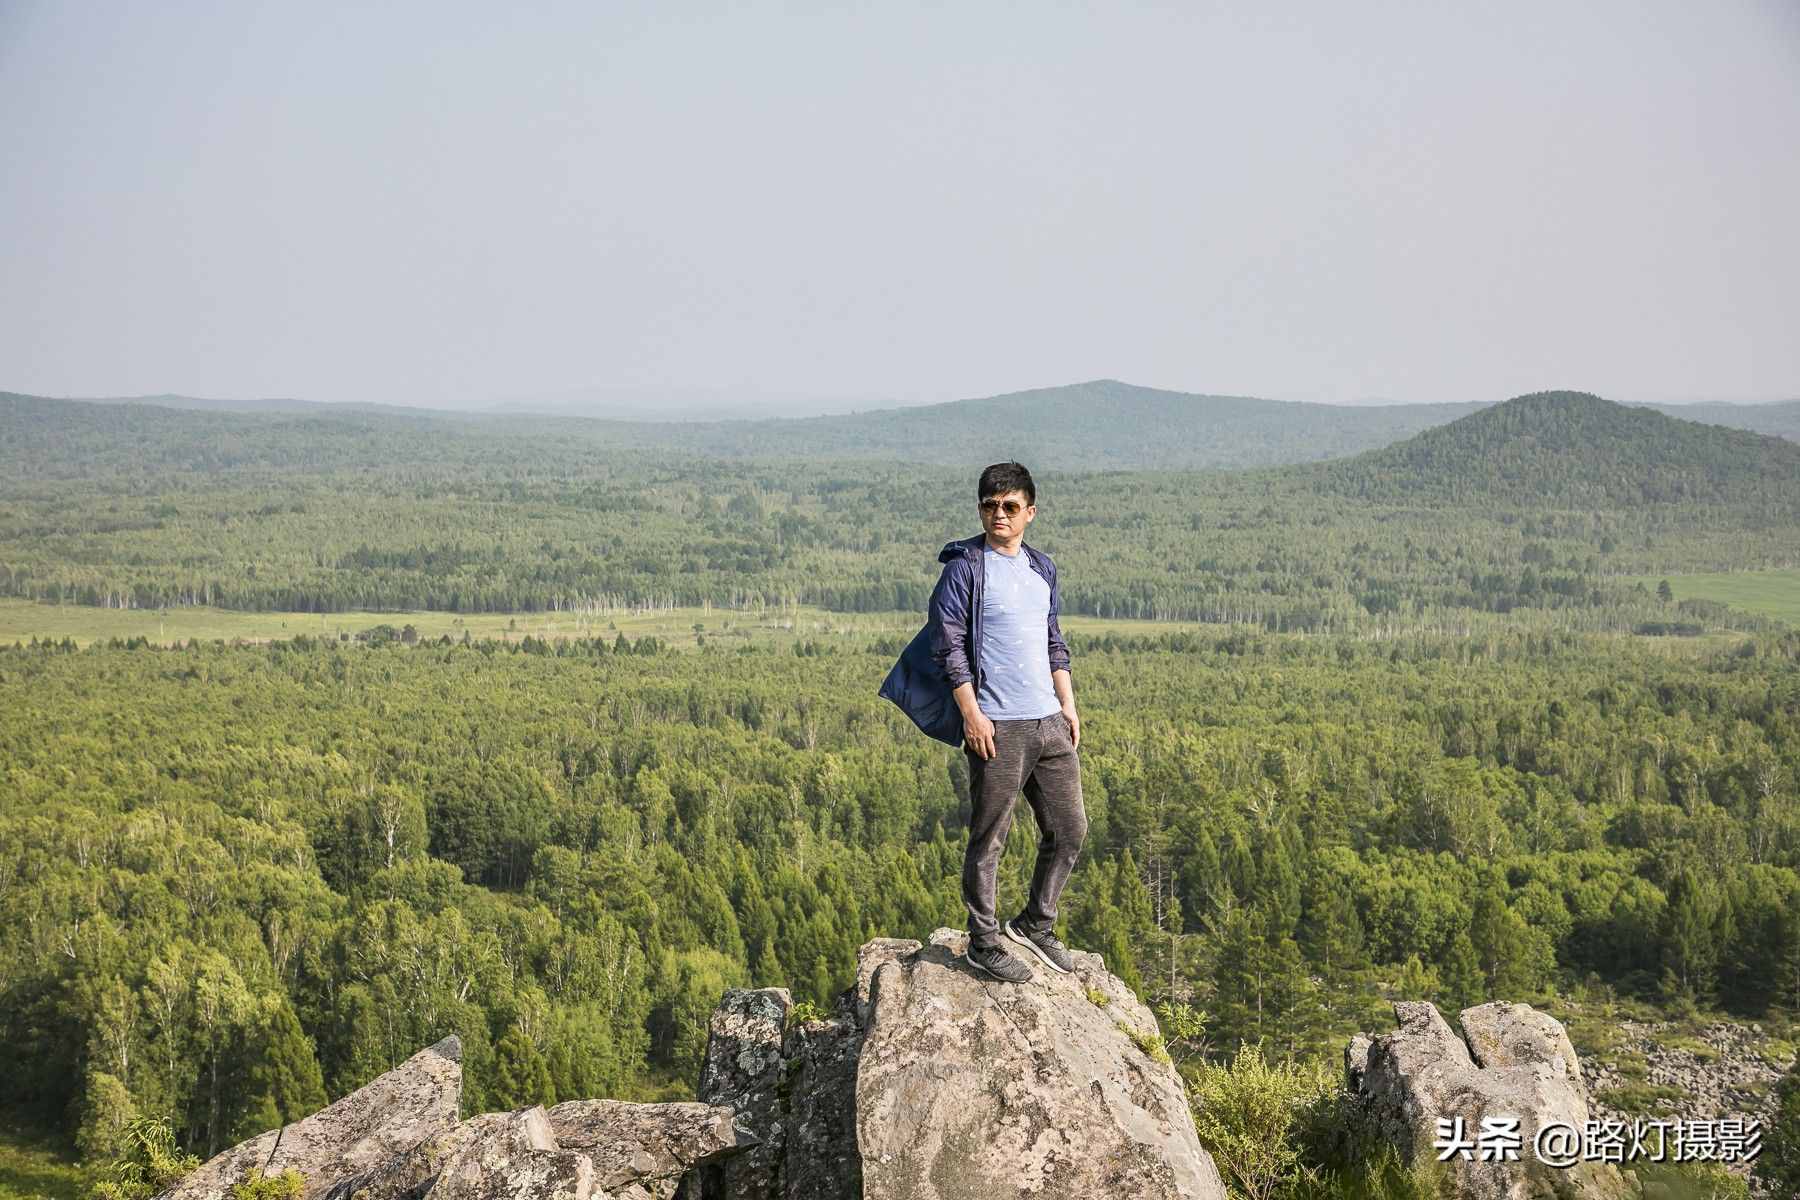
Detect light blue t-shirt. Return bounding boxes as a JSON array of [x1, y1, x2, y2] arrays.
[[975, 545, 1062, 720]]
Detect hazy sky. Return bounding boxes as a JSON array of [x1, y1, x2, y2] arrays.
[[3, 0, 1797, 411]]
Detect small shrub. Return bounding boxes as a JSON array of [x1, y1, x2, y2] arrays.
[[1121, 1022, 1172, 1065], [1286, 1142, 1453, 1200], [1662, 1035, 1717, 1062], [1086, 988, 1109, 1007], [785, 999, 828, 1029], [1154, 1000, 1212, 1067], [1634, 1159, 1749, 1200], [1756, 1055, 1800, 1198], [89, 1117, 199, 1200], [1596, 1082, 1685, 1115], [231, 1168, 305, 1200], [1188, 1041, 1332, 1200]]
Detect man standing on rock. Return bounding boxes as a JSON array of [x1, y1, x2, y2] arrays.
[[879, 461, 1088, 983]]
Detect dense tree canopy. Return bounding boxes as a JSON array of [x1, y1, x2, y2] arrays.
[[3, 623, 1796, 1160]]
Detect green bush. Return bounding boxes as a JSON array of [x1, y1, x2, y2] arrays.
[[1122, 1023, 1172, 1066], [785, 999, 829, 1029], [1595, 1082, 1685, 1115], [1755, 1055, 1800, 1198], [1286, 1142, 1453, 1200], [1633, 1160, 1748, 1200], [88, 1118, 198, 1200], [1188, 1042, 1332, 1200], [230, 1168, 304, 1200]]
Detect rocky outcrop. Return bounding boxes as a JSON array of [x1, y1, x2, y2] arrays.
[[1348, 1000, 1633, 1200], [160, 929, 1219, 1200], [698, 929, 1226, 1200], [858, 929, 1225, 1200], [546, 1100, 749, 1199], [415, 1109, 592, 1200], [692, 988, 791, 1200], [159, 1036, 465, 1200], [158, 1036, 752, 1200]]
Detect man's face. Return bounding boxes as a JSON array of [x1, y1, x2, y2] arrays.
[[979, 489, 1035, 541]]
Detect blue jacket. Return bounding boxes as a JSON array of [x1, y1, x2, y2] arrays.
[[878, 533, 1071, 747]]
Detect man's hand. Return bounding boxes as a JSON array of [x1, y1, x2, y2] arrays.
[[1052, 668, 1078, 750], [964, 710, 997, 761], [952, 682, 995, 760]]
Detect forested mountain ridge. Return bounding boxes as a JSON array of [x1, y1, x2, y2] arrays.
[[3, 384, 1488, 478], [13, 384, 1799, 481], [1308, 390, 1800, 509], [632, 379, 1494, 469], [4, 390, 1796, 627], [1641, 397, 1800, 442]]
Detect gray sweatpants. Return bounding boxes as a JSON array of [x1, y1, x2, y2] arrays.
[[963, 712, 1088, 950]]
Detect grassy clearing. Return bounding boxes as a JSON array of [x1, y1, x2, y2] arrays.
[[0, 599, 1220, 650], [1596, 1082, 1687, 1115], [1617, 567, 1800, 625], [0, 598, 907, 648], [0, 1118, 81, 1200]]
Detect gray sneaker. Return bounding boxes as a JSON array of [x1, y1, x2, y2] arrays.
[[966, 942, 1033, 983], [1005, 920, 1074, 973]]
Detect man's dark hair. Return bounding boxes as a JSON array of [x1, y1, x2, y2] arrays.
[[978, 461, 1035, 506]]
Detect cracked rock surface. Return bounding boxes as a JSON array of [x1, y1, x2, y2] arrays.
[[155, 1036, 750, 1200], [854, 929, 1226, 1200], [158, 1036, 465, 1200], [1349, 1001, 1633, 1200], [156, 929, 1222, 1200]]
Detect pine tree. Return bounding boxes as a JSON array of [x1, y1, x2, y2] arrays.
[[1660, 869, 1724, 1002], [228, 999, 328, 1144], [1298, 869, 1368, 981], [1263, 934, 1318, 1059], [1203, 895, 1264, 1052], [1469, 874, 1551, 1000], [1251, 821, 1304, 938], [492, 1027, 555, 1110], [1440, 929, 1485, 1012], [1755, 1054, 1800, 1198], [75, 1069, 138, 1163]]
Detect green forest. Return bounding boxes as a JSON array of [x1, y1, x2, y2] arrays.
[[3, 392, 1796, 630], [5, 624, 1799, 1156], [2, 387, 1798, 1195]]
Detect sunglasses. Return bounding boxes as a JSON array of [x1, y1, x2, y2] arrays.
[[979, 498, 1027, 517]]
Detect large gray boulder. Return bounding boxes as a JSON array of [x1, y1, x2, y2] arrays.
[[855, 929, 1226, 1200], [692, 988, 792, 1199], [696, 931, 1222, 1200], [1349, 1000, 1634, 1200], [322, 1107, 591, 1200], [546, 1100, 751, 1198], [419, 1108, 594, 1200], [158, 1036, 755, 1200], [692, 977, 868, 1200], [158, 1035, 465, 1200]]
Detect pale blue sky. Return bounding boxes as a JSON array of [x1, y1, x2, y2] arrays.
[[3, 0, 1797, 412]]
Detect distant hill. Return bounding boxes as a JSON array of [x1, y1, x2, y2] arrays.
[[31, 386, 1800, 455], [64, 392, 475, 418], [486, 385, 903, 421], [8, 384, 1800, 485], [669, 379, 1490, 469], [1637, 398, 1800, 442], [4, 381, 1492, 474], [1306, 390, 1800, 508]]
